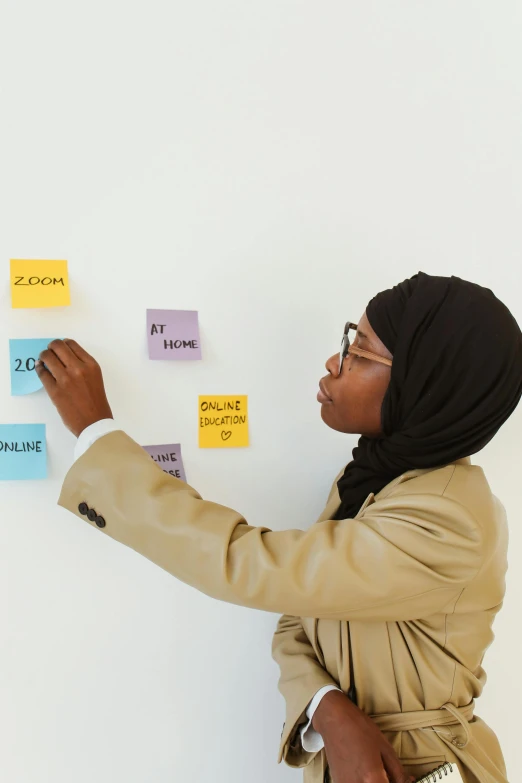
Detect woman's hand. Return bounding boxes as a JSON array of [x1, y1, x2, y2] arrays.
[[312, 690, 414, 783], [36, 339, 113, 437]]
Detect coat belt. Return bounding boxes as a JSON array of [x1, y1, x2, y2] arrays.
[[369, 701, 474, 748]]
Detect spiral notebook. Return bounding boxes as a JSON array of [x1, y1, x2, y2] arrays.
[[415, 762, 464, 782]]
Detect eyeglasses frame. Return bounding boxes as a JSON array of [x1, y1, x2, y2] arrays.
[[339, 321, 393, 374]]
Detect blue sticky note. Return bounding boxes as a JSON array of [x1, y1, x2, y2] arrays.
[[9, 338, 56, 395], [0, 424, 47, 480]]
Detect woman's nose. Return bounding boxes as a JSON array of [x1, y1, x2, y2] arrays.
[[325, 352, 340, 377]]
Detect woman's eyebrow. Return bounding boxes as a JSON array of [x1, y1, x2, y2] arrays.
[[356, 329, 369, 340]]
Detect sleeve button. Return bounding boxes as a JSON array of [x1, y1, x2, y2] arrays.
[[87, 508, 97, 522], [78, 502, 89, 515], [95, 516, 106, 528]]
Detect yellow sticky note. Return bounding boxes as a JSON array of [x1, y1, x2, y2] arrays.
[[10, 259, 70, 308], [199, 395, 249, 448]]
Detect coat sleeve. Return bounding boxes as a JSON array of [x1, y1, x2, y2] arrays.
[[58, 430, 484, 621], [272, 614, 338, 767]]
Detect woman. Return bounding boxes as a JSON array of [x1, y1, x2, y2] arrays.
[[37, 271, 522, 782]]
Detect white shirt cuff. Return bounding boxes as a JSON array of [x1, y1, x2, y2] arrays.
[[300, 685, 342, 752], [74, 419, 120, 462]]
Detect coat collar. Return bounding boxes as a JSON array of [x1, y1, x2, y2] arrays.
[[321, 456, 472, 522], [374, 456, 471, 502]]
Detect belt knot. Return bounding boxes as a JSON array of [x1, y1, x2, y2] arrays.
[[370, 700, 474, 748]]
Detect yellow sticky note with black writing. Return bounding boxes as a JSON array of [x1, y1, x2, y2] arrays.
[[199, 395, 249, 448], [10, 259, 70, 308]]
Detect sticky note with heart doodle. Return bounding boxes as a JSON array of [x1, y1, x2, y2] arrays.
[[198, 395, 249, 448]]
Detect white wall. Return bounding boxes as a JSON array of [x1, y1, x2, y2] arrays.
[[2, 2, 521, 781]]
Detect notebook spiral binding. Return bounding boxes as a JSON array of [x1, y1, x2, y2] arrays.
[[415, 762, 455, 781]]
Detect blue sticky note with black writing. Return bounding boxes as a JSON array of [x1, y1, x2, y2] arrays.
[[0, 424, 47, 480], [9, 338, 56, 395]]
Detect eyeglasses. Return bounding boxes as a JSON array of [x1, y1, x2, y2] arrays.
[[339, 321, 393, 374]]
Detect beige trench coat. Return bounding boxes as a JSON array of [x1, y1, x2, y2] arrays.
[[58, 431, 509, 782]]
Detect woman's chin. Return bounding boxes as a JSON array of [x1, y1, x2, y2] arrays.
[[320, 405, 337, 429]]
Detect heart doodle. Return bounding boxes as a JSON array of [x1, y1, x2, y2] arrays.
[[221, 431, 232, 441]]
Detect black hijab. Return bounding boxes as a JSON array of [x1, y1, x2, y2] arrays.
[[335, 271, 522, 520]]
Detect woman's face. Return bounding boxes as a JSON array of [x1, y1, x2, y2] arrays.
[[317, 311, 392, 437]]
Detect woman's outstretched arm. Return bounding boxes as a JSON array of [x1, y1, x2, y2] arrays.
[[58, 429, 484, 621]]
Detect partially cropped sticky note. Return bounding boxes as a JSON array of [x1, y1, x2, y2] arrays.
[[9, 338, 56, 395], [147, 309, 201, 360], [10, 259, 70, 308], [0, 424, 47, 479], [199, 396, 249, 448], [143, 443, 187, 481]]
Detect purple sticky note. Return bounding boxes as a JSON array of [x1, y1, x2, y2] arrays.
[[142, 443, 187, 482], [147, 309, 202, 360]]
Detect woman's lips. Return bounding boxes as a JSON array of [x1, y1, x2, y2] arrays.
[[317, 379, 333, 404]]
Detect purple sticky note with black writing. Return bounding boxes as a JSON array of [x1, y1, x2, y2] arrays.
[[142, 443, 187, 482], [147, 309, 202, 360]]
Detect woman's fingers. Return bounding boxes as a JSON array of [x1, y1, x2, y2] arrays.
[[37, 338, 96, 384], [381, 748, 414, 783], [38, 347, 68, 383], [45, 338, 78, 367], [34, 359, 57, 393]]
